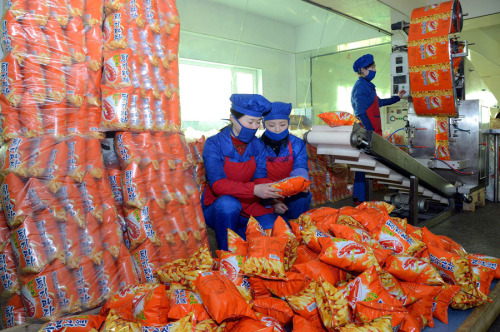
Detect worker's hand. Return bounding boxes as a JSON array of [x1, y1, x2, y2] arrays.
[[398, 89, 407, 98], [273, 202, 288, 215], [254, 183, 282, 199]]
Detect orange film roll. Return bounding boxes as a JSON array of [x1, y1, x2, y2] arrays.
[[409, 64, 453, 92]]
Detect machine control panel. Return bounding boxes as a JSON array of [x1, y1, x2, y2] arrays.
[[390, 52, 410, 98]]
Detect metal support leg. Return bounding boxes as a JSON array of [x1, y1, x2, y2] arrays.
[[409, 176, 419, 225], [365, 177, 373, 202], [495, 135, 499, 202]]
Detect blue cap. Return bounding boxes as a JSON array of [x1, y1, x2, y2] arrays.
[[264, 102, 292, 121], [353, 54, 374, 72], [230, 94, 272, 118]]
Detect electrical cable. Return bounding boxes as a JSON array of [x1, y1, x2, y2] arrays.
[[386, 127, 405, 142], [432, 158, 475, 175]]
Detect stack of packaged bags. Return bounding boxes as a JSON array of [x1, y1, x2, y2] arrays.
[[188, 136, 208, 194], [307, 144, 328, 206], [40, 201, 499, 331]]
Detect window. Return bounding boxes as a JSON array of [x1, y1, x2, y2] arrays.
[[179, 59, 262, 133]]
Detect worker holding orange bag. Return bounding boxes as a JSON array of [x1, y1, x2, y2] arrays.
[[259, 102, 311, 219], [202, 94, 282, 250]]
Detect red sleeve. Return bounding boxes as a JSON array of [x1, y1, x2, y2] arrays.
[[212, 179, 256, 199], [254, 178, 273, 185]]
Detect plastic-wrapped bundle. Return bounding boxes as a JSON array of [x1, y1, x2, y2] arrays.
[[0, 293, 25, 328]]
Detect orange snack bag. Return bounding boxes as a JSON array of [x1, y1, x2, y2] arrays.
[[252, 298, 294, 325], [371, 218, 425, 256], [354, 302, 407, 328], [50, 261, 81, 314], [22, 56, 46, 104], [116, 246, 140, 290], [271, 216, 298, 270], [319, 238, 380, 273], [45, 17, 71, 66], [57, 177, 86, 228], [295, 244, 319, 264], [20, 271, 60, 320], [242, 236, 287, 279], [1, 11, 28, 64], [67, 0, 84, 18], [300, 225, 332, 253], [315, 279, 350, 329], [34, 210, 66, 264], [227, 228, 248, 257], [329, 224, 382, 249], [384, 254, 445, 285], [50, 0, 71, 27], [40, 315, 105, 332], [85, 138, 105, 179], [115, 132, 142, 166], [0, 242, 20, 298], [469, 253, 500, 279], [107, 168, 124, 206], [18, 91, 43, 138], [86, 24, 104, 72], [246, 216, 266, 241], [132, 284, 169, 325], [122, 162, 148, 209], [65, 16, 86, 63], [73, 256, 103, 309], [438, 234, 467, 257], [288, 221, 303, 243], [124, 204, 161, 250], [435, 117, 449, 141], [317, 111, 360, 127], [450, 286, 491, 310], [285, 282, 322, 327], [428, 245, 471, 286], [132, 240, 159, 283], [346, 266, 402, 309], [0, 102, 21, 141], [45, 58, 67, 103], [435, 140, 451, 161], [357, 201, 395, 214], [0, 294, 26, 328], [433, 283, 461, 324], [101, 86, 133, 130], [28, 1, 50, 26], [217, 251, 251, 302], [259, 271, 310, 298], [292, 315, 325, 332], [25, 178, 64, 220], [194, 271, 257, 324], [79, 173, 104, 223], [469, 256, 496, 296], [66, 63, 88, 107], [339, 206, 388, 232], [377, 270, 407, 304], [248, 276, 271, 299], [104, 49, 133, 89], [1, 136, 32, 178], [339, 315, 393, 332], [167, 284, 210, 322], [1, 172, 32, 227], [66, 135, 86, 182], [23, 14, 50, 66], [103, 8, 129, 51], [292, 260, 348, 287], [272, 176, 311, 197], [335, 214, 366, 230], [0, 53, 24, 108]]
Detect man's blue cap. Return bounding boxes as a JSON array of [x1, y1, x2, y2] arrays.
[[264, 102, 292, 121], [353, 54, 374, 72], [230, 94, 272, 117]]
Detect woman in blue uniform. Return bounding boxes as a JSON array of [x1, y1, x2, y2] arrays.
[[202, 94, 282, 250], [351, 54, 406, 203], [260, 102, 311, 219]]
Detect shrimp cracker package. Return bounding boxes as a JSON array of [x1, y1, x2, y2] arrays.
[[242, 236, 287, 279]]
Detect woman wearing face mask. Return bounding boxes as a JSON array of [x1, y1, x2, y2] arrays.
[[260, 102, 311, 219], [351, 54, 406, 203], [202, 94, 282, 250]]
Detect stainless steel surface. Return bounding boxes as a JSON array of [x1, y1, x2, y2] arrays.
[[407, 99, 489, 194], [351, 123, 456, 197], [415, 158, 470, 170]]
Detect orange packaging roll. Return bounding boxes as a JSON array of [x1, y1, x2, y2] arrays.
[[28, 0, 50, 26], [0, 294, 26, 328], [18, 91, 43, 138], [48, 260, 81, 314], [22, 14, 50, 66], [45, 17, 71, 67], [66, 62, 88, 107], [115, 132, 141, 166], [0, 102, 21, 141], [0, 53, 24, 108], [132, 239, 159, 283], [408, 36, 450, 67], [103, 8, 129, 51], [73, 256, 102, 310], [1, 136, 32, 178], [56, 217, 83, 269], [49, 0, 71, 27], [86, 25, 103, 72], [40, 100, 67, 137], [435, 116, 449, 141], [1, 172, 30, 227], [65, 16, 86, 63], [66, 135, 86, 182], [409, 64, 453, 92], [44, 58, 67, 103], [409, 12, 453, 42], [86, 138, 105, 179], [104, 48, 133, 89], [20, 271, 60, 320], [101, 86, 133, 130], [116, 244, 140, 290], [80, 173, 104, 223], [122, 162, 147, 209], [22, 56, 46, 105], [67, 0, 84, 18], [84, 0, 104, 26], [44, 141, 69, 194], [411, 1, 454, 20], [1, 11, 28, 64], [11, 216, 49, 274], [0, 242, 20, 298]]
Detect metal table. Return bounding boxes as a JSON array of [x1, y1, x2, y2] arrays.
[[483, 129, 500, 202]]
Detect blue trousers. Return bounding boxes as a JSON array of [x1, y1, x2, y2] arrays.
[[283, 191, 312, 220], [202, 195, 278, 251], [353, 171, 366, 202]]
